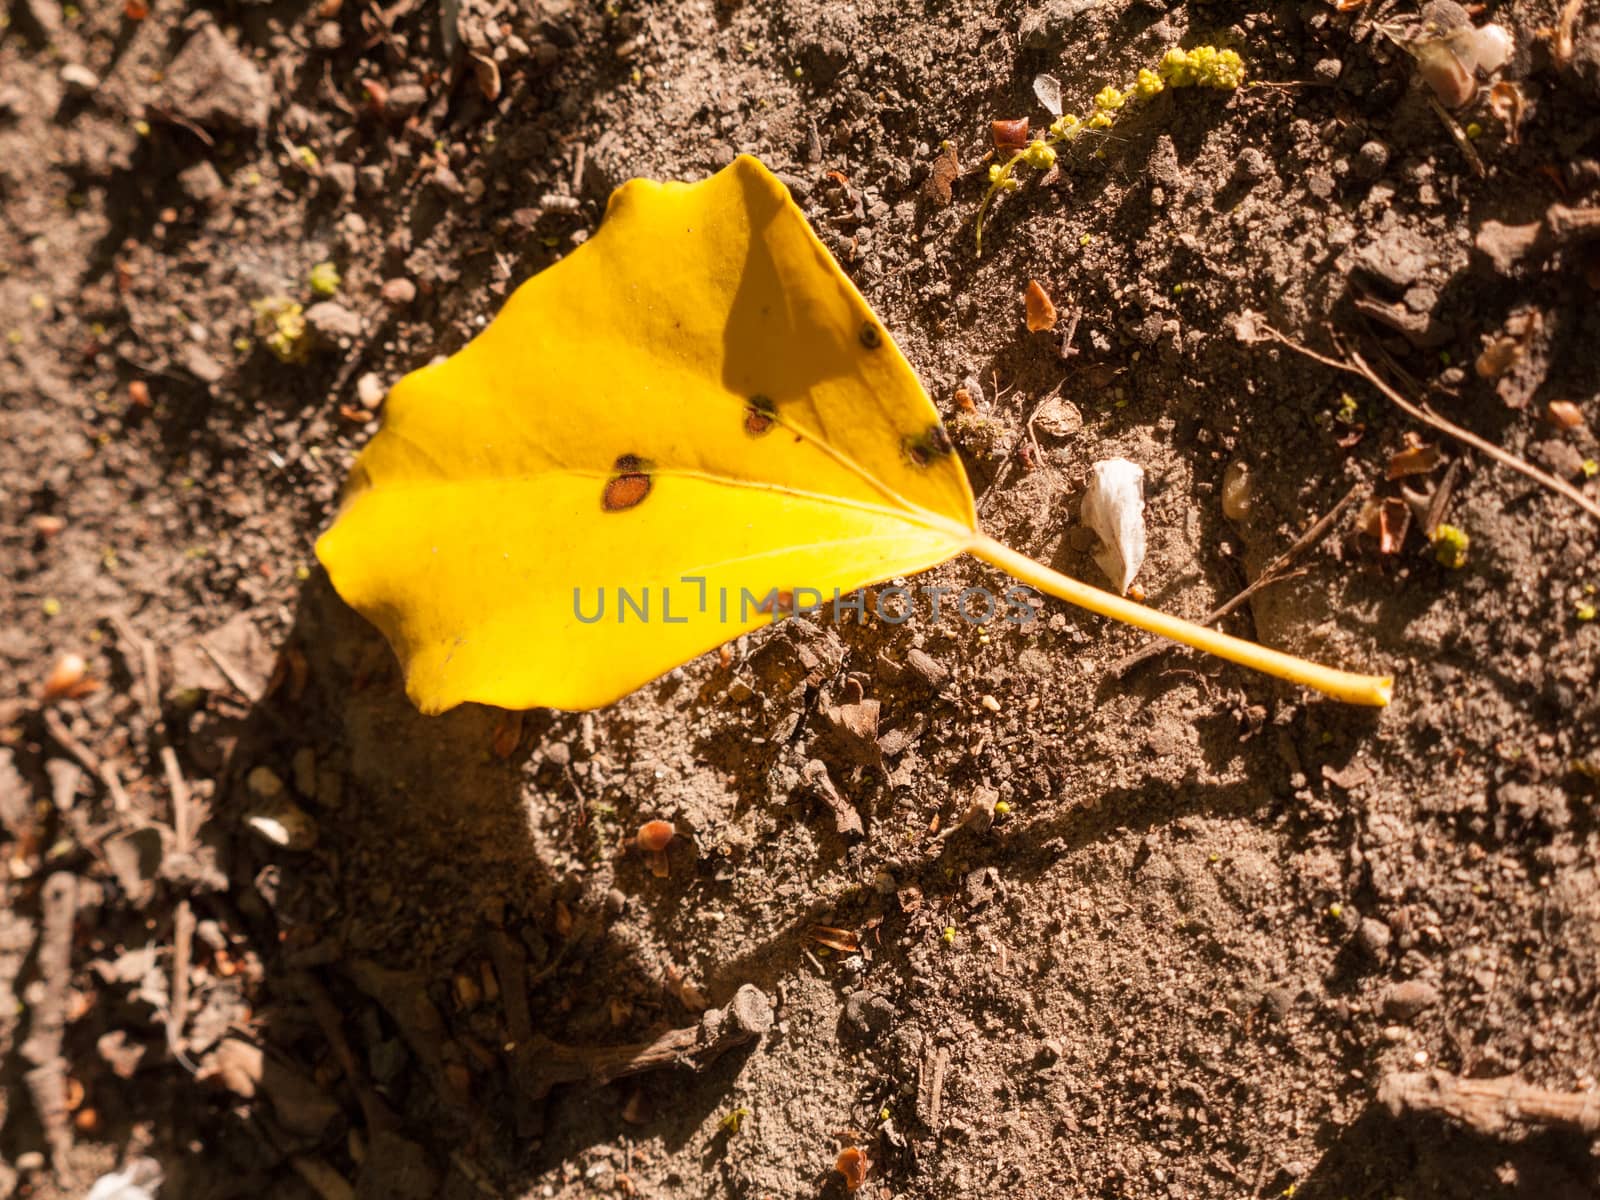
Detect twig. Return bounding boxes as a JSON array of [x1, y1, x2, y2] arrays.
[[295, 971, 397, 1135], [514, 984, 773, 1101], [1345, 348, 1600, 523], [1253, 322, 1600, 523], [486, 930, 540, 1136], [105, 612, 199, 1062], [40, 708, 131, 812], [1111, 485, 1363, 678], [1426, 95, 1485, 178], [1379, 1069, 1600, 1136], [21, 873, 78, 1181]]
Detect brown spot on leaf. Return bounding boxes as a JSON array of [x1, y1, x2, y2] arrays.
[[602, 454, 652, 512], [859, 321, 882, 349], [902, 423, 954, 468], [744, 395, 776, 436]]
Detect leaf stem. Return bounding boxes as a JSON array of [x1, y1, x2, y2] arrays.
[[967, 535, 1393, 707]]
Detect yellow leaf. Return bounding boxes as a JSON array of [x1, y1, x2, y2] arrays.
[[317, 156, 1392, 712]]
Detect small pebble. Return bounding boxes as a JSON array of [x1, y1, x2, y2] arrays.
[[59, 63, 100, 93], [356, 373, 386, 409], [247, 766, 285, 799], [1382, 979, 1441, 1021], [1312, 57, 1343, 83], [380, 277, 417, 307]]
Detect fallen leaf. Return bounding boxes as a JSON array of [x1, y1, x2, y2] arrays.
[[835, 1146, 870, 1192], [1024, 279, 1057, 332], [1546, 400, 1584, 431], [1488, 81, 1526, 144], [808, 925, 860, 954], [636, 819, 675, 852], [991, 118, 1029, 151], [1359, 497, 1412, 555], [802, 759, 863, 836], [1386, 436, 1442, 479], [316, 157, 1392, 711]]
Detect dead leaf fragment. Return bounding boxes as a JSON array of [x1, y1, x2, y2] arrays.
[[1359, 497, 1412, 555], [42, 654, 96, 701], [808, 925, 860, 954], [1554, 0, 1581, 68], [802, 759, 863, 837], [1546, 401, 1584, 431], [1386, 436, 1442, 479], [1488, 81, 1526, 144], [835, 1146, 870, 1192], [471, 53, 500, 102], [636, 819, 675, 853], [991, 118, 1029, 152], [1032, 73, 1063, 117], [1024, 280, 1057, 332], [924, 143, 958, 207]]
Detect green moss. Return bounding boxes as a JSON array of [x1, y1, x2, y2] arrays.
[[252, 296, 309, 363], [308, 261, 341, 297], [1431, 523, 1470, 570]]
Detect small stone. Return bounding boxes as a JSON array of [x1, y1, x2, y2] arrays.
[[356, 372, 386, 409], [1382, 979, 1440, 1021], [1262, 985, 1297, 1019], [245, 797, 318, 850], [380, 277, 417, 307], [179, 343, 226, 384], [323, 161, 357, 197], [1355, 917, 1393, 959], [1018, 0, 1100, 49], [1236, 146, 1269, 180], [905, 648, 948, 687], [59, 63, 101, 94], [247, 766, 284, 799], [843, 990, 896, 1038], [357, 165, 387, 197], [384, 83, 428, 120], [304, 301, 362, 342], [158, 22, 272, 131], [313, 20, 343, 50], [1312, 57, 1343, 83], [1355, 140, 1390, 180], [177, 161, 225, 206]]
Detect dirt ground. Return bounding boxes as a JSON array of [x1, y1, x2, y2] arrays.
[[4, 0, 1600, 1196]]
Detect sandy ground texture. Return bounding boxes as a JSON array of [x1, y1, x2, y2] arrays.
[[4, 0, 1600, 1197]]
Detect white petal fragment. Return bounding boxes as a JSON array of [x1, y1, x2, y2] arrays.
[[1081, 458, 1147, 595], [1033, 73, 1063, 117]]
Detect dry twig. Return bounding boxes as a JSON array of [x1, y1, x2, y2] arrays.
[[1380, 1069, 1600, 1136], [514, 983, 773, 1101], [20, 873, 78, 1181], [106, 612, 200, 1063], [1251, 322, 1600, 524]]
